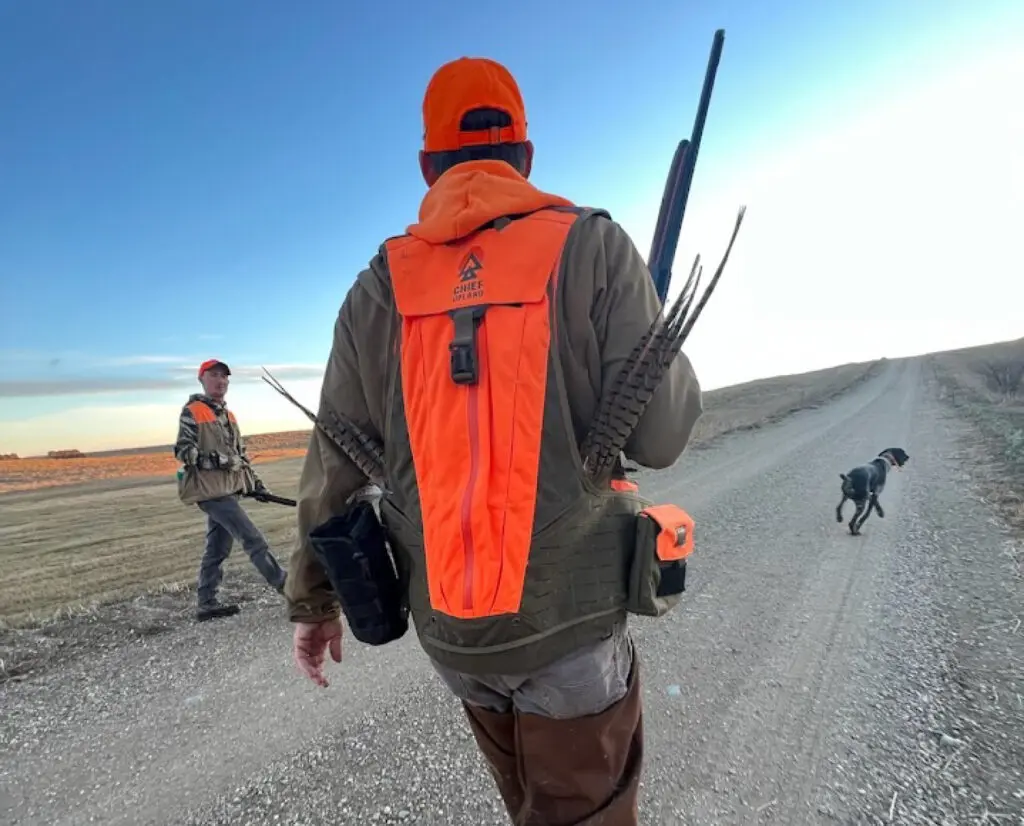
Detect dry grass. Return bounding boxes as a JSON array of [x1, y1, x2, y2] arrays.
[[0, 458, 307, 626], [0, 448, 307, 495], [928, 337, 1024, 537], [688, 358, 882, 445], [0, 429, 312, 495], [0, 361, 880, 627]]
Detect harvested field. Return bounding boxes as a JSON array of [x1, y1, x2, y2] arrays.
[[0, 458, 306, 626], [0, 447, 307, 495], [0, 431, 311, 495]]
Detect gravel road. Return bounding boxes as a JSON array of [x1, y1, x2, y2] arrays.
[[2, 357, 1022, 825]]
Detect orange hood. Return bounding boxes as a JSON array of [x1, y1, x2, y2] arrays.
[[407, 160, 575, 244]]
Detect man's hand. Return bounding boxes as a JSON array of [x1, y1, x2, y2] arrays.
[[293, 618, 343, 688]]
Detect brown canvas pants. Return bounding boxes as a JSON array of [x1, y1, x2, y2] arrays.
[[431, 623, 644, 825]]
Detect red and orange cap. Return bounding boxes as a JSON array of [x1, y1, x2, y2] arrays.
[[422, 57, 527, 153], [197, 359, 230, 378]]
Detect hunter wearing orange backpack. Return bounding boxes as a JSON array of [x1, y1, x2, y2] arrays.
[[284, 57, 703, 825]]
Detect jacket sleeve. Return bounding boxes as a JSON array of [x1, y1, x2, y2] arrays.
[[587, 215, 703, 469], [284, 286, 376, 623], [173, 405, 200, 466]]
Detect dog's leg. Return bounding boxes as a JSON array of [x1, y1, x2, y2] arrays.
[[854, 497, 876, 533], [872, 495, 885, 519], [836, 495, 847, 523], [849, 500, 867, 535]]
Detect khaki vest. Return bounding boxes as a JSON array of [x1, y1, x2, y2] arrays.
[[177, 399, 255, 505]]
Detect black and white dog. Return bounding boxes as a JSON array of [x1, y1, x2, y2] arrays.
[[836, 447, 910, 536]]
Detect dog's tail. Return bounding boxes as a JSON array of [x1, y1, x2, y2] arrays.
[[839, 472, 855, 498]]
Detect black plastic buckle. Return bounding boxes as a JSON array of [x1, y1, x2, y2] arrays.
[[449, 305, 487, 386]]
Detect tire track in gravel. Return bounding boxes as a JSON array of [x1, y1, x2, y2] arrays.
[[2, 357, 1020, 826]]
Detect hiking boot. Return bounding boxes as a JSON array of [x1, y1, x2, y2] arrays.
[[196, 601, 241, 622]]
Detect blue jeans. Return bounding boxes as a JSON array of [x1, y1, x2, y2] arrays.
[[195, 495, 286, 606]]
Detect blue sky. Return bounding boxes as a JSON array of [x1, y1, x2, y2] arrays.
[[1, 0, 1022, 454]]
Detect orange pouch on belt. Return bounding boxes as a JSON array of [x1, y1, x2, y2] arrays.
[[626, 504, 694, 617]]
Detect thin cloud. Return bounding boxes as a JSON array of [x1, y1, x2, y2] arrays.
[[0, 378, 187, 398], [1, 351, 189, 371], [0, 348, 89, 364], [102, 355, 190, 366], [233, 363, 325, 381], [0, 349, 43, 361], [0, 361, 324, 398], [168, 363, 325, 381]]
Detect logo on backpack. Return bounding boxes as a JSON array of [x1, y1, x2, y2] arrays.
[[454, 247, 485, 303]]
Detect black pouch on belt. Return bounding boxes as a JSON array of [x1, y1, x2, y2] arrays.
[[307, 500, 409, 646], [626, 503, 694, 617]]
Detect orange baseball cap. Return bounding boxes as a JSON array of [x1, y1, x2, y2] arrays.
[[197, 359, 230, 378], [422, 57, 528, 153]]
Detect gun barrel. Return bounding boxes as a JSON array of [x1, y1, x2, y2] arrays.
[[673, 28, 725, 260], [245, 492, 297, 507], [648, 28, 726, 305], [648, 139, 690, 303]]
